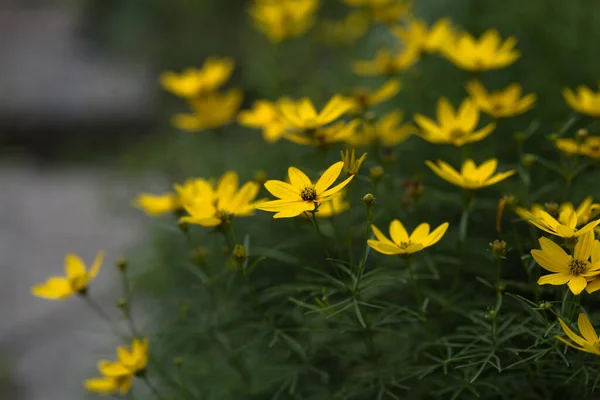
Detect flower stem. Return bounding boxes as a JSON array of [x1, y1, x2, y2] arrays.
[[406, 256, 425, 321], [81, 295, 128, 340]]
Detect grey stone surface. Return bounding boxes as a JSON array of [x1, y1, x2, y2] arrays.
[[0, 162, 147, 399]]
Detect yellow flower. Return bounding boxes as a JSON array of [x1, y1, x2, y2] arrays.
[[393, 18, 455, 54], [555, 136, 600, 159], [425, 159, 515, 190], [516, 206, 600, 239], [178, 172, 260, 227], [347, 111, 416, 147], [515, 198, 599, 228], [256, 161, 353, 218], [172, 89, 243, 132], [284, 120, 360, 147], [31, 252, 104, 300], [238, 98, 293, 143], [344, 0, 411, 24], [414, 97, 496, 146], [465, 80, 536, 119], [279, 95, 353, 131], [315, 192, 350, 218], [249, 0, 318, 43], [159, 57, 234, 98], [318, 11, 369, 46], [133, 192, 181, 216], [563, 85, 600, 117], [442, 29, 520, 72], [85, 338, 149, 395], [584, 241, 600, 293], [353, 48, 420, 76], [340, 148, 367, 176], [368, 219, 449, 255], [557, 313, 600, 355], [347, 79, 401, 112], [532, 231, 599, 294]]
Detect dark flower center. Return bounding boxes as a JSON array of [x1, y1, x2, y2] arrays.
[[450, 129, 466, 140], [399, 241, 413, 249], [300, 186, 318, 201], [569, 259, 587, 275]]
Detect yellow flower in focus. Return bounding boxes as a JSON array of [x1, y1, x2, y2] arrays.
[[256, 161, 354, 218], [393, 18, 455, 54], [353, 48, 420, 76], [315, 192, 350, 218], [178, 172, 260, 227], [133, 192, 181, 216], [249, 0, 319, 43], [31, 251, 104, 300], [344, 0, 411, 24], [347, 111, 416, 147], [368, 219, 449, 255], [516, 206, 600, 239], [285, 120, 359, 147], [555, 136, 600, 159], [584, 241, 600, 293], [238, 98, 293, 143], [414, 97, 495, 146], [465, 80, 536, 119], [84, 338, 149, 395], [425, 159, 515, 190], [318, 11, 369, 46], [160, 57, 235, 98], [172, 89, 243, 132], [442, 29, 520, 72], [532, 231, 599, 294], [340, 148, 367, 176], [557, 313, 600, 355], [563, 85, 600, 117], [279, 95, 353, 131], [347, 79, 401, 113]]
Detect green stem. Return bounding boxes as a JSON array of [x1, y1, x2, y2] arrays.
[[81, 295, 128, 340], [406, 256, 425, 321], [355, 208, 373, 288], [120, 269, 140, 338], [142, 375, 168, 400]]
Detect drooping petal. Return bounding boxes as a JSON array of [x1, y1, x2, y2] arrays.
[[577, 313, 599, 343], [568, 275, 588, 295]]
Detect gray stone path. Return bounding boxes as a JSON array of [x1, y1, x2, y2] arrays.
[[0, 162, 147, 399]]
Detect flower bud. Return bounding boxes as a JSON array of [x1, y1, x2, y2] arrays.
[[539, 301, 552, 310], [116, 298, 128, 309], [370, 166, 384, 184], [521, 153, 537, 168], [190, 247, 208, 264], [233, 244, 247, 264], [362, 193, 376, 209], [253, 170, 267, 185], [116, 257, 127, 272], [576, 128, 589, 139], [489, 240, 507, 259]]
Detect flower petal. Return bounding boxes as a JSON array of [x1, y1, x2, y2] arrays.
[[65, 253, 86, 279], [537, 272, 571, 285], [423, 222, 449, 247], [568, 275, 587, 295], [371, 224, 395, 245], [558, 317, 589, 348], [409, 223, 430, 243], [288, 167, 312, 188], [315, 162, 344, 194], [367, 240, 403, 255], [389, 220, 409, 244], [577, 313, 599, 343], [574, 230, 595, 261], [264, 180, 299, 200]]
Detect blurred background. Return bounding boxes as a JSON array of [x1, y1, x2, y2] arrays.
[[2, 0, 600, 398]]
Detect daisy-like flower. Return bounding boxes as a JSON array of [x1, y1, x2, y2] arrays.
[[159, 57, 235, 98], [256, 161, 353, 218], [249, 0, 319, 43], [178, 172, 260, 227], [393, 18, 455, 55], [133, 192, 181, 216], [515, 198, 599, 228], [84, 338, 149, 395], [173, 89, 243, 132], [558, 313, 600, 355], [353, 48, 420, 76], [555, 136, 600, 159], [318, 11, 369, 46], [238, 98, 294, 143], [517, 206, 600, 239], [348, 111, 416, 147], [465, 80, 536, 119], [532, 231, 599, 294], [414, 97, 496, 147], [347, 79, 401, 113], [441, 29, 520, 72], [340, 148, 367, 176], [368, 219, 449, 255], [31, 252, 104, 300], [563, 84, 600, 117], [425, 158, 515, 190], [279, 95, 353, 132], [284, 120, 359, 148]]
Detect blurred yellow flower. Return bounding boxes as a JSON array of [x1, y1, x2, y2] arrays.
[[353, 48, 420, 76], [285, 120, 359, 147], [318, 11, 369, 46], [315, 192, 350, 218], [85, 338, 149, 395], [348, 111, 416, 147], [515, 197, 600, 228], [465, 80, 536, 119], [133, 192, 181, 216], [238, 98, 294, 143], [532, 231, 598, 295], [340, 148, 367, 176], [256, 161, 353, 218], [160, 57, 235, 98], [414, 97, 495, 146], [344, 0, 411, 24], [555, 136, 600, 159], [516, 207, 600, 239], [425, 158, 515, 190], [31, 252, 104, 300], [250, 0, 319, 43], [557, 313, 600, 354], [393, 18, 455, 54], [442, 29, 520, 72], [347, 79, 401, 112], [172, 89, 243, 132], [368, 219, 449, 255], [563, 85, 600, 117], [279, 95, 353, 131], [178, 172, 260, 227]]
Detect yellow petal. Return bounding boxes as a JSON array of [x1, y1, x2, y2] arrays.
[[577, 313, 599, 343], [537, 272, 571, 285], [31, 277, 73, 300], [264, 180, 299, 200], [371, 224, 395, 245], [585, 277, 600, 294], [319, 175, 354, 199], [389, 220, 409, 244], [409, 223, 430, 243], [288, 167, 312, 188], [315, 162, 344, 194], [64, 253, 86, 279], [423, 222, 449, 247], [574, 230, 594, 261], [84, 377, 118, 394], [558, 318, 589, 348], [88, 251, 104, 279], [99, 361, 130, 377], [367, 240, 403, 255], [568, 275, 587, 295], [273, 202, 315, 218]]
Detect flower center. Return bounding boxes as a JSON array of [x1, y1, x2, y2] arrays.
[[398, 241, 413, 249], [569, 259, 587, 275], [450, 129, 466, 140], [300, 185, 318, 201]]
